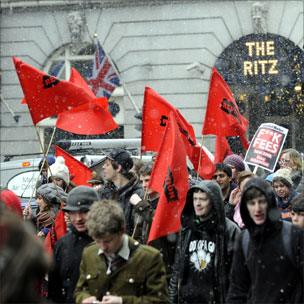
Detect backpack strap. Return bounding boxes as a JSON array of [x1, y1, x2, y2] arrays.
[[241, 229, 250, 260], [281, 220, 293, 263]]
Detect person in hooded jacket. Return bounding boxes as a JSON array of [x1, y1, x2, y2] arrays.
[[226, 177, 304, 304], [168, 180, 240, 304], [48, 186, 99, 304], [98, 148, 144, 236]]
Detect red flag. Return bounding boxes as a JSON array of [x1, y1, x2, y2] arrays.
[[44, 210, 67, 254], [56, 68, 118, 135], [55, 146, 92, 186], [141, 87, 196, 156], [13, 57, 92, 125], [148, 112, 189, 243], [214, 136, 232, 164], [202, 68, 249, 143], [191, 145, 216, 180]]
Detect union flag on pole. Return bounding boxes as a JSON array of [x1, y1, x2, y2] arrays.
[[87, 41, 120, 98]]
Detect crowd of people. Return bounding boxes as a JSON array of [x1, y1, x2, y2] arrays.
[[0, 146, 304, 304]]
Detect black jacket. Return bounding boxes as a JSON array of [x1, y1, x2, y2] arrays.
[[99, 173, 144, 235], [226, 177, 304, 304], [48, 226, 93, 304], [168, 180, 240, 304]]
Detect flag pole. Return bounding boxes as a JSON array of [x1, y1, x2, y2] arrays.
[[93, 33, 140, 114], [23, 127, 57, 214]]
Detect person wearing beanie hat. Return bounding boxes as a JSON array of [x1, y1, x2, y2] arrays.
[[0, 189, 22, 217], [272, 168, 299, 221], [290, 194, 304, 229], [99, 148, 144, 236], [48, 186, 99, 304], [223, 154, 245, 183], [48, 156, 70, 191]]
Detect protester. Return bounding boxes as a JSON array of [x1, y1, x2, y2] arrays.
[[74, 199, 168, 304], [48, 186, 99, 304], [279, 148, 302, 189], [135, 162, 177, 279], [87, 170, 104, 191], [228, 170, 255, 229], [0, 206, 51, 303], [168, 180, 240, 304], [227, 177, 304, 303], [223, 154, 245, 183], [48, 156, 71, 192], [290, 194, 304, 229], [23, 183, 63, 238], [36, 155, 56, 189], [272, 168, 299, 221], [0, 188, 22, 217], [213, 163, 237, 220], [99, 148, 144, 236]]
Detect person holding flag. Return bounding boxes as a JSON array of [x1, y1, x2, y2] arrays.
[[168, 180, 240, 304]]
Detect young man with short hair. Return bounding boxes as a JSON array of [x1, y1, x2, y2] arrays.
[[74, 199, 168, 304], [99, 148, 144, 236], [169, 180, 240, 304], [291, 194, 304, 229], [227, 177, 304, 304]]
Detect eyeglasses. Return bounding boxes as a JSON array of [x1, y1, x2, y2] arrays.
[[279, 159, 290, 164]]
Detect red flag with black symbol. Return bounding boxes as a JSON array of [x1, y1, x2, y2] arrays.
[[214, 136, 233, 163], [141, 86, 197, 156], [191, 144, 216, 180], [202, 68, 249, 148], [13, 57, 92, 125], [148, 112, 189, 243], [55, 146, 92, 186], [56, 68, 118, 135]]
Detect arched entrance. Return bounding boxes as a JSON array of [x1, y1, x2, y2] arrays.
[[215, 33, 304, 151]]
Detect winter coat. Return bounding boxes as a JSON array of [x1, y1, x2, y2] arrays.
[[168, 180, 240, 304], [74, 236, 168, 304], [226, 177, 304, 304], [99, 173, 144, 235], [48, 225, 93, 304], [275, 189, 299, 221]]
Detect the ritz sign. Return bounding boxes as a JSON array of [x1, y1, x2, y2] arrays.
[[243, 41, 279, 76]]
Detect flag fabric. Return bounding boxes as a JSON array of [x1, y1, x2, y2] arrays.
[[191, 144, 216, 180], [214, 136, 232, 164], [148, 112, 189, 243], [202, 67, 249, 141], [13, 57, 92, 125], [56, 68, 118, 135], [87, 41, 120, 98], [141, 86, 197, 157], [55, 146, 92, 186], [44, 210, 67, 254]]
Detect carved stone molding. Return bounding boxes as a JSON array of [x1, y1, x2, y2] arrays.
[[251, 2, 268, 34], [67, 11, 84, 44]]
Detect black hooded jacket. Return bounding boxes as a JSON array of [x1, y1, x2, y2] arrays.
[[98, 172, 144, 235], [168, 180, 240, 304], [226, 177, 304, 304]]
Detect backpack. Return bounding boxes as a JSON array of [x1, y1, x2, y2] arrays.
[[242, 221, 294, 266]]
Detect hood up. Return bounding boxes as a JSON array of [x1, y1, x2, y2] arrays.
[[182, 180, 225, 228], [240, 177, 280, 231]]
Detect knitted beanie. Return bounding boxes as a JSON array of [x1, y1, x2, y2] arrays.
[[272, 168, 293, 188], [223, 154, 245, 172], [48, 156, 70, 185]]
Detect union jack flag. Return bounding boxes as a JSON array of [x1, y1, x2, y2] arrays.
[[87, 41, 120, 98]]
